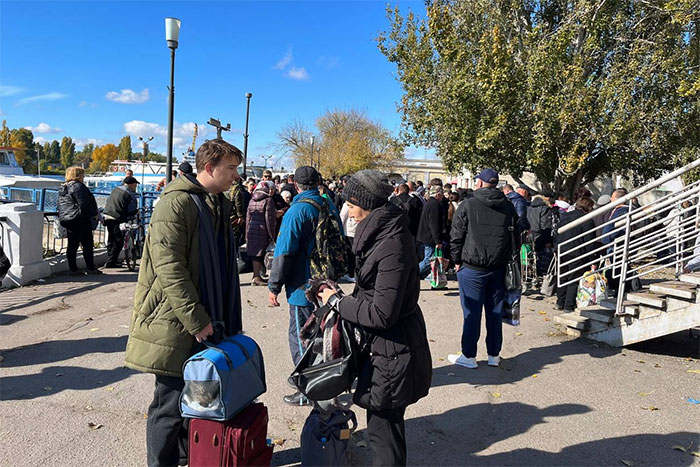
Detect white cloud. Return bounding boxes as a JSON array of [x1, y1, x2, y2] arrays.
[[123, 120, 211, 152], [73, 137, 106, 149], [274, 47, 293, 70], [105, 88, 150, 104], [34, 136, 48, 145], [287, 67, 310, 81], [317, 56, 340, 69], [24, 122, 63, 134], [17, 92, 68, 105], [79, 100, 97, 108], [0, 85, 24, 97]]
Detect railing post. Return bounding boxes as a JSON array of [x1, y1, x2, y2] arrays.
[[616, 200, 634, 314]]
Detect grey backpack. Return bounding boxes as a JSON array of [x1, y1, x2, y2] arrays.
[[301, 409, 357, 466]]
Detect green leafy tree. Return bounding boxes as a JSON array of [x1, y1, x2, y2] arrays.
[[10, 128, 35, 170], [146, 151, 166, 163], [74, 143, 95, 168], [378, 0, 700, 194], [60, 136, 75, 168], [48, 140, 61, 164], [0, 120, 10, 146], [118, 135, 132, 160], [277, 109, 404, 177]]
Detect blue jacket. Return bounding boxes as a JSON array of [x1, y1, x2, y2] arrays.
[[602, 205, 629, 250], [506, 191, 530, 231], [268, 188, 342, 307]]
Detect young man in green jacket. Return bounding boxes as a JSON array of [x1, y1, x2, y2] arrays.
[[124, 139, 243, 466]]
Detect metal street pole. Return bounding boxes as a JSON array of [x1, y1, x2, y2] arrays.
[[166, 47, 176, 183], [165, 17, 181, 184], [243, 92, 253, 177], [310, 136, 315, 168]]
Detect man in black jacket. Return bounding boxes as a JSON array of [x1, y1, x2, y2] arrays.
[[448, 169, 519, 369], [416, 185, 445, 278], [390, 183, 423, 239], [103, 176, 140, 268]]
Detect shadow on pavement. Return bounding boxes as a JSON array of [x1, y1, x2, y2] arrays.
[[403, 402, 698, 465], [431, 339, 619, 388], [0, 365, 137, 401], [628, 331, 700, 359], [0, 271, 137, 315], [1, 336, 127, 368]]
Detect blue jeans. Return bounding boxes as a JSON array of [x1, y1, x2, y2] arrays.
[[418, 244, 436, 278], [288, 304, 314, 365], [456, 266, 505, 358]]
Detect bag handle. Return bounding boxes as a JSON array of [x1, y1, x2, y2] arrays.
[[202, 336, 251, 368]]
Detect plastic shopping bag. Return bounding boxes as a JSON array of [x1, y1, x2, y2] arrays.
[[429, 246, 448, 289], [576, 270, 608, 308]]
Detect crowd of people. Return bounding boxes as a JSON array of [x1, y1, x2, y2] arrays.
[[46, 137, 696, 466]]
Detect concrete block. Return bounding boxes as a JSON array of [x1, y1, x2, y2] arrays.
[[580, 307, 615, 323], [637, 306, 662, 320], [679, 272, 700, 286], [626, 291, 667, 309], [649, 281, 696, 300], [0, 202, 51, 287], [554, 313, 590, 330]]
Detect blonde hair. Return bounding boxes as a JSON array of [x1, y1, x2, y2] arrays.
[[65, 166, 85, 182]]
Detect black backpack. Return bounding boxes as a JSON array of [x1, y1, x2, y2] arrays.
[[300, 198, 351, 281]]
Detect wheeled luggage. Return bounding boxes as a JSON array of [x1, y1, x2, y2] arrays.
[[189, 402, 273, 467], [180, 334, 266, 421]]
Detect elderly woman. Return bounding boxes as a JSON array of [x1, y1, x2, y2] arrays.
[[57, 166, 102, 275], [318, 170, 432, 466], [246, 181, 277, 286]]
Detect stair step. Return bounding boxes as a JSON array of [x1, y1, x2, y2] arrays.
[[626, 291, 667, 309], [554, 313, 590, 330], [679, 272, 700, 285], [622, 303, 639, 317], [649, 281, 696, 300], [580, 307, 615, 323], [638, 306, 663, 319], [598, 299, 617, 311]]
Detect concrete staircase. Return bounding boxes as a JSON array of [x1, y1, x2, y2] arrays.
[[553, 273, 700, 346]]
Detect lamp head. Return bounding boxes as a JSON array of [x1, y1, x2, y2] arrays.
[[165, 17, 181, 49], [246, 92, 253, 98]]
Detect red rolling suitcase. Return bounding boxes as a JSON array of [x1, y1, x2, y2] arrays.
[[189, 402, 273, 467]]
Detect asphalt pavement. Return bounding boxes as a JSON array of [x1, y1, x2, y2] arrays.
[[1, 268, 699, 466]]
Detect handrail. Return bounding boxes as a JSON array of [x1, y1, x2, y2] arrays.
[[559, 157, 700, 234]]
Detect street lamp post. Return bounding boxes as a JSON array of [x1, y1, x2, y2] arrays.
[[138, 136, 154, 188], [310, 135, 315, 168], [165, 17, 181, 184], [261, 154, 274, 169], [243, 92, 253, 177]]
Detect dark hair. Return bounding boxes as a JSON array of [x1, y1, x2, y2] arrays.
[[573, 187, 592, 202], [297, 182, 317, 192], [449, 192, 459, 202], [398, 183, 409, 195], [503, 184, 514, 192], [575, 197, 595, 213], [444, 183, 452, 189], [196, 139, 243, 172], [430, 178, 443, 187], [416, 180, 423, 187]]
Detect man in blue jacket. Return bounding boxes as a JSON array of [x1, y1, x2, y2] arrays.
[[268, 165, 341, 406], [503, 183, 530, 232]]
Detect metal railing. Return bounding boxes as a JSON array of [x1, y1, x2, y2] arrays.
[[557, 157, 700, 314], [0, 186, 160, 258]]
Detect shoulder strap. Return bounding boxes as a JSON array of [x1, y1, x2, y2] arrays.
[[189, 193, 225, 331], [299, 197, 323, 212]]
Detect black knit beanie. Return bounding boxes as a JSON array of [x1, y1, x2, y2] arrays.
[[342, 170, 393, 211]]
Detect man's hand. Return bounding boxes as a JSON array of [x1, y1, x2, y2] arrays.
[[317, 287, 336, 305], [194, 323, 214, 343], [269, 291, 280, 307], [454, 263, 461, 272]]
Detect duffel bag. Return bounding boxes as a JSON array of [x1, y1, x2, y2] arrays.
[[180, 334, 266, 421]]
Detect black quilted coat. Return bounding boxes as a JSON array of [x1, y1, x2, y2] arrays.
[[337, 202, 432, 411], [57, 180, 98, 226]]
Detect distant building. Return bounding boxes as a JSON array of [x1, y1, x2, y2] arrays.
[[388, 159, 468, 186]]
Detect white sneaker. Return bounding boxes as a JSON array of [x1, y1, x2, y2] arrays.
[[447, 354, 478, 369], [488, 355, 501, 367]]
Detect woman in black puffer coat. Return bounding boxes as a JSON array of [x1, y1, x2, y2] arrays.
[[58, 166, 101, 275], [318, 170, 432, 467]]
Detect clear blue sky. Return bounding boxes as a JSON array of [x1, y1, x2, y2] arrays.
[[0, 0, 433, 169]]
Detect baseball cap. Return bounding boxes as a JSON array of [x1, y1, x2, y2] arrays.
[[475, 168, 499, 184], [123, 176, 140, 185], [178, 161, 193, 174], [294, 166, 320, 185]]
